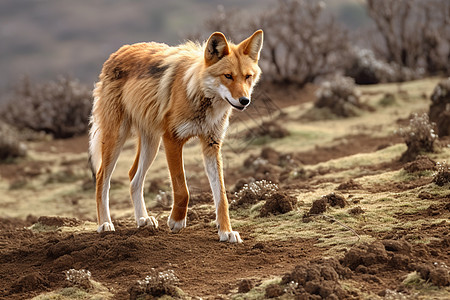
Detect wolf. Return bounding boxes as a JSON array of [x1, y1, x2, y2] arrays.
[[89, 30, 263, 243]]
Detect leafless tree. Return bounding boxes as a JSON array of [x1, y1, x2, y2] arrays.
[[257, 0, 349, 86], [201, 0, 349, 86], [367, 0, 450, 75]]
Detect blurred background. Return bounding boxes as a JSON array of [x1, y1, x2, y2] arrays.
[[0, 0, 448, 148], [0, 0, 375, 91]]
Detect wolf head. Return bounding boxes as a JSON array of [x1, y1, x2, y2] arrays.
[[203, 30, 263, 111]]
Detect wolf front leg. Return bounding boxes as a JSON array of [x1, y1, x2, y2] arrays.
[[164, 132, 189, 233], [200, 137, 242, 243]]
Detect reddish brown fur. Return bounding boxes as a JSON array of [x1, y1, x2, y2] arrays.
[[89, 30, 263, 241]]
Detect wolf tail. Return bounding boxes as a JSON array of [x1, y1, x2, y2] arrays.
[[88, 82, 103, 184]]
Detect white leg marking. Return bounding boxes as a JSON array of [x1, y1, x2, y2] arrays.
[[167, 217, 186, 233], [97, 222, 115, 233], [97, 121, 129, 233], [138, 216, 158, 228], [203, 155, 221, 214], [203, 154, 242, 243], [219, 231, 243, 243], [130, 134, 161, 229]]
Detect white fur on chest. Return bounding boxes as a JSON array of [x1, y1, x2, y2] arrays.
[[175, 101, 230, 139]]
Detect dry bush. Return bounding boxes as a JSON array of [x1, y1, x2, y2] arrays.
[[433, 161, 450, 186], [367, 0, 450, 75], [314, 76, 365, 118], [429, 77, 450, 137], [64, 269, 93, 290], [245, 120, 289, 140], [231, 180, 279, 208], [128, 269, 180, 299], [397, 113, 438, 162], [201, 0, 349, 86], [346, 48, 422, 84], [0, 121, 27, 161], [257, 0, 349, 86], [1, 76, 92, 139]]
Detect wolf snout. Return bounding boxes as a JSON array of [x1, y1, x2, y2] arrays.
[[239, 97, 250, 106]]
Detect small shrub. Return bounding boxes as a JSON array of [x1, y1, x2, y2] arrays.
[[433, 161, 450, 186], [314, 76, 365, 118], [64, 269, 93, 291], [129, 269, 181, 300], [0, 121, 27, 161], [1, 76, 93, 139], [345, 48, 422, 84], [429, 77, 450, 137], [397, 113, 438, 162], [231, 180, 279, 208], [245, 121, 289, 141]]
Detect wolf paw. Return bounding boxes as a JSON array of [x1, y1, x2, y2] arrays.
[[97, 222, 115, 233], [168, 217, 186, 233], [219, 230, 242, 243], [137, 216, 158, 229]]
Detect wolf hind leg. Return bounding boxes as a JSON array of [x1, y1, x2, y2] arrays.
[[96, 120, 130, 233], [129, 132, 161, 228]]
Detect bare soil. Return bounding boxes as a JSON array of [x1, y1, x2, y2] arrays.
[[0, 217, 320, 299]]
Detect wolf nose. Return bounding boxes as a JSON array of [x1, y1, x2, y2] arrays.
[[239, 97, 250, 106]]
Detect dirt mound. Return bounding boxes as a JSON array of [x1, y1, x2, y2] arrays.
[[279, 258, 350, 299], [37, 216, 82, 227], [342, 240, 414, 273], [11, 272, 49, 293], [348, 206, 365, 215], [336, 179, 363, 190], [416, 263, 450, 287], [265, 283, 284, 298], [323, 193, 347, 208], [0, 216, 322, 299], [272, 236, 450, 298], [403, 155, 436, 173], [259, 192, 297, 217], [0, 215, 37, 230], [303, 193, 348, 222], [237, 279, 253, 293], [429, 78, 450, 137], [307, 198, 328, 215], [308, 192, 347, 214], [246, 120, 289, 140]]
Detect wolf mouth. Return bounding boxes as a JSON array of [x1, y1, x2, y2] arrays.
[[225, 97, 246, 111]]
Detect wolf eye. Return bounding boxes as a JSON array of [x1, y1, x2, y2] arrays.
[[224, 74, 233, 80], [245, 74, 252, 80]]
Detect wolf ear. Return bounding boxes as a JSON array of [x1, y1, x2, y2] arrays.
[[205, 32, 230, 65], [240, 30, 263, 61]]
